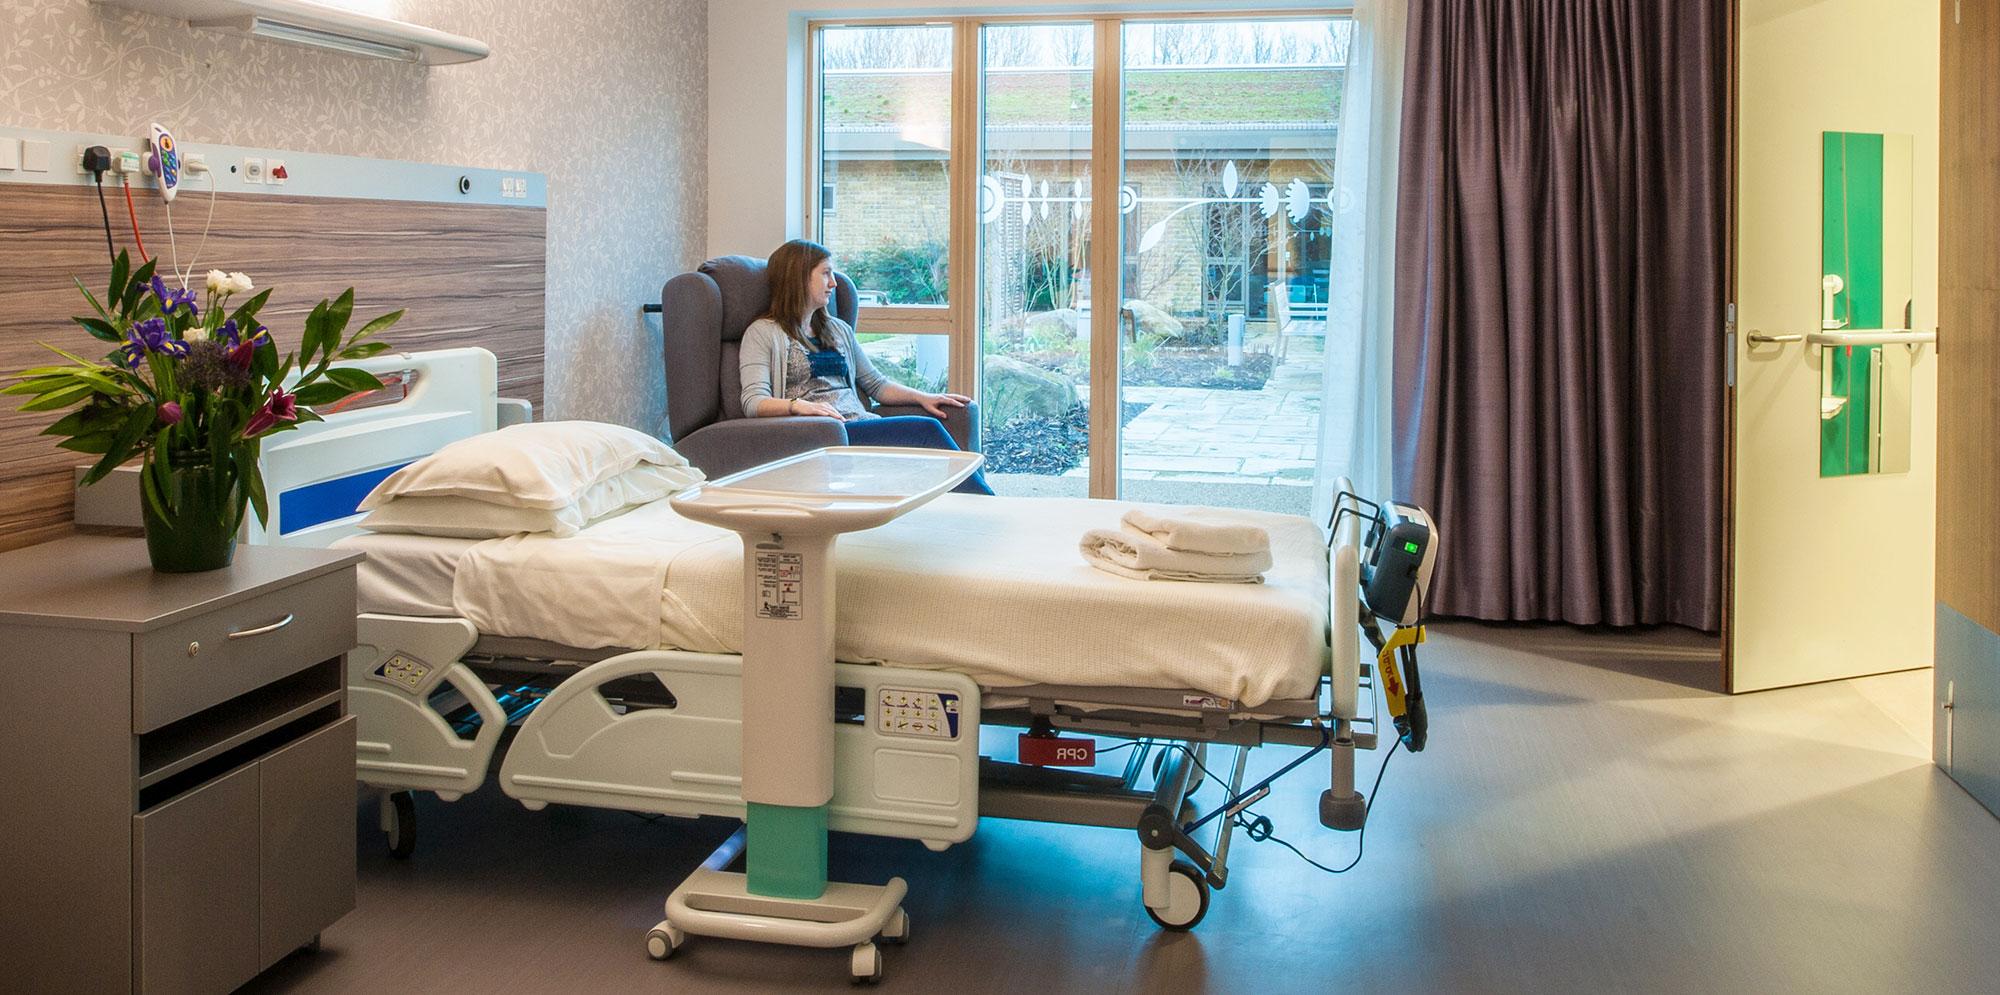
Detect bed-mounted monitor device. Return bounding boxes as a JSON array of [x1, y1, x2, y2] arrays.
[[1361, 502, 1436, 628]]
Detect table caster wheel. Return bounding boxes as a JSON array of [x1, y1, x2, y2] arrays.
[[385, 791, 416, 859], [881, 907, 910, 946], [1145, 860, 1210, 932], [850, 941, 884, 984], [300, 933, 322, 955], [646, 921, 684, 961]]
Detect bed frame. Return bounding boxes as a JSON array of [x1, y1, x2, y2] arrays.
[[263, 347, 1384, 936]]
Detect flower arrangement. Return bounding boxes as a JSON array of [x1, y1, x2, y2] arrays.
[[4, 251, 401, 571]]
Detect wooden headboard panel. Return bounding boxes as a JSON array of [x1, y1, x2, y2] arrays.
[[0, 183, 545, 552]]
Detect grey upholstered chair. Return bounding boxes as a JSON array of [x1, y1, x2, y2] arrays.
[[657, 255, 979, 479]]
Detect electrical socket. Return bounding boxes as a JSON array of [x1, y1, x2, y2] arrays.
[[116, 150, 144, 175], [242, 157, 265, 184], [183, 152, 208, 175]]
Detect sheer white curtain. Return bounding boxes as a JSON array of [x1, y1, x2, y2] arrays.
[[1312, 0, 1408, 527]]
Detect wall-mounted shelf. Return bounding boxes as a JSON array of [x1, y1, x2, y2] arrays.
[[1806, 329, 1938, 346], [93, 0, 489, 65]]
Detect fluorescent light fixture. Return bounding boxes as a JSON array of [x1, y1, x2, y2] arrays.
[[245, 16, 419, 61]]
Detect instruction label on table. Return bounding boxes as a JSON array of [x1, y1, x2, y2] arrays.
[[755, 551, 805, 620]]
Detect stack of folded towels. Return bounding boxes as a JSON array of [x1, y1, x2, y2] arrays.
[[1079, 507, 1273, 584]]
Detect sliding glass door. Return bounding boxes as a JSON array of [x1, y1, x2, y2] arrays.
[[1114, 18, 1344, 514], [813, 12, 1349, 511]]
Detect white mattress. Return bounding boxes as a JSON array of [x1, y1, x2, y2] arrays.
[[336, 494, 1331, 707]]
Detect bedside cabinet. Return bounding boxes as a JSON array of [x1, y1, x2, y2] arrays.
[[0, 537, 364, 994]]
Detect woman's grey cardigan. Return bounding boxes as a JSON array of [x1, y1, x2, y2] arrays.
[[737, 314, 888, 415]]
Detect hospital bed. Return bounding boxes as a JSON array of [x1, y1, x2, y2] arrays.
[[250, 347, 1403, 970]]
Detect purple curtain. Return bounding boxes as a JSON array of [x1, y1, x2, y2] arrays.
[[1392, 0, 1729, 630]]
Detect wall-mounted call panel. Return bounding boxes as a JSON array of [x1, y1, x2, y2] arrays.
[[0, 124, 544, 209]]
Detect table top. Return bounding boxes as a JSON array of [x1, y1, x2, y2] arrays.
[[670, 447, 983, 536], [0, 536, 362, 632]]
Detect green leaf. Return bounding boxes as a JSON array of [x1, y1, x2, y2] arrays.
[[292, 409, 325, 426], [1, 376, 77, 397], [301, 299, 331, 360], [325, 288, 355, 341], [107, 250, 131, 309], [58, 434, 118, 454], [239, 446, 270, 526], [291, 382, 350, 407], [81, 405, 156, 486], [337, 341, 392, 360], [121, 258, 159, 314], [46, 404, 127, 436], [18, 383, 98, 411], [230, 288, 273, 329], [324, 367, 384, 393], [348, 308, 404, 345], [70, 315, 123, 343], [74, 277, 111, 322]]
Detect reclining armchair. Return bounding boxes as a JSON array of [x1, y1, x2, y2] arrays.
[[657, 255, 979, 479]]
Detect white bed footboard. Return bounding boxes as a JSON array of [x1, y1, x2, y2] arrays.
[[348, 614, 502, 801]]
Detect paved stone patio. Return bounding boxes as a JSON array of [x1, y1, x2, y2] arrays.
[[987, 331, 1350, 515]]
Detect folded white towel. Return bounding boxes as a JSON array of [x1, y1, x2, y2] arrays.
[[1121, 507, 1272, 556], [1079, 526, 1271, 584]]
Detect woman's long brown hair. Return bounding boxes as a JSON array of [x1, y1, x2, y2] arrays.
[[763, 239, 834, 349]]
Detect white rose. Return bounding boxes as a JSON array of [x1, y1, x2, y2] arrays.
[[183, 326, 209, 344], [225, 272, 254, 295], [206, 270, 230, 293]]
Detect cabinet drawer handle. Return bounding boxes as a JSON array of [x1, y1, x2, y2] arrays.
[[228, 613, 295, 640]]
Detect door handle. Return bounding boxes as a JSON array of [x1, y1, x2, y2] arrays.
[[1745, 331, 1803, 345]]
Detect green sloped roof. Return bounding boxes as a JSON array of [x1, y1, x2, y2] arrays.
[[824, 67, 1343, 130]]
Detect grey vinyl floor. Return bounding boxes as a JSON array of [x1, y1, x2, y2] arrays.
[[247, 621, 2000, 994]]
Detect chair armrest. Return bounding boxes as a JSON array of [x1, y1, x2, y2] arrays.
[[871, 401, 981, 453], [672, 416, 849, 479]]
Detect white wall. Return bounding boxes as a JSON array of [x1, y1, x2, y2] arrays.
[[705, 0, 1331, 259], [3, 0, 709, 430]]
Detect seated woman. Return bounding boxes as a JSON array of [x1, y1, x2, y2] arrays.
[[739, 239, 994, 495]]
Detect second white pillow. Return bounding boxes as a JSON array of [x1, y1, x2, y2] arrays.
[[361, 462, 704, 539]]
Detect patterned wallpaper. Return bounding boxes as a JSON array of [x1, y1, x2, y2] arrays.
[[0, 0, 708, 429]]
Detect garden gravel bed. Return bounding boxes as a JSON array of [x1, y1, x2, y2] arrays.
[[984, 402, 1148, 476]]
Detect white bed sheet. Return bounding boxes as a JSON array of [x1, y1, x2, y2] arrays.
[[340, 531, 476, 618], [339, 494, 1331, 707]]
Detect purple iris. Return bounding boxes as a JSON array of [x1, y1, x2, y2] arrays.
[[120, 317, 188, 368], [150, 275, 198, 319], [217, 318, 240, 347]]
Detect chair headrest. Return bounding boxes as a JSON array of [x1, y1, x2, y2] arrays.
[[699, 255, 771, 343]]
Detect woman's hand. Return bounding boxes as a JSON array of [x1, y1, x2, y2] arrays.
[[916, 392, 971, 421], [787, 398, 842, 418]]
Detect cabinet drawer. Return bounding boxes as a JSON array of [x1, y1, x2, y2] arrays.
[[134, 569, 357, 732], [259, 714, 357, 968], [134, 760, 260, 995]]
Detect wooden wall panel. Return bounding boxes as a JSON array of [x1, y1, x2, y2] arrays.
[[1940, 0, 2000, 634], [0, 184, 544, 553]]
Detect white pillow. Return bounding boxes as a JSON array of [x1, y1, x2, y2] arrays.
[[360, 462, 704, 539], [361, 421, 689, 512]]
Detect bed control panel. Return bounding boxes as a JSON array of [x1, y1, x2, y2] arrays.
[[877, 687, 962, 740], [373, 653, 434, 693]]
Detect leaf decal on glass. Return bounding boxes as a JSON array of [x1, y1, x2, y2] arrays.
[[1287, 178, 1312, 222], [1259, 182, 1281, 219], [1222, 160, 1239, 198], [1138, 218, 1169, 255]]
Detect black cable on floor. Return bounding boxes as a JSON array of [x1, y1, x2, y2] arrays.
[[1235, 738, 1400, 875]]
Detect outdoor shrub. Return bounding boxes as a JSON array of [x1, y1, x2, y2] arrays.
[[843, 241, 947, 305]]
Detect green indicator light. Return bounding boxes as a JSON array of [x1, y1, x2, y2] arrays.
[[1403, 541, 1420, 554]]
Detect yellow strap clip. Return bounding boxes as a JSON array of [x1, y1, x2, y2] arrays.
[[1376, 624, 1427, 719]]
